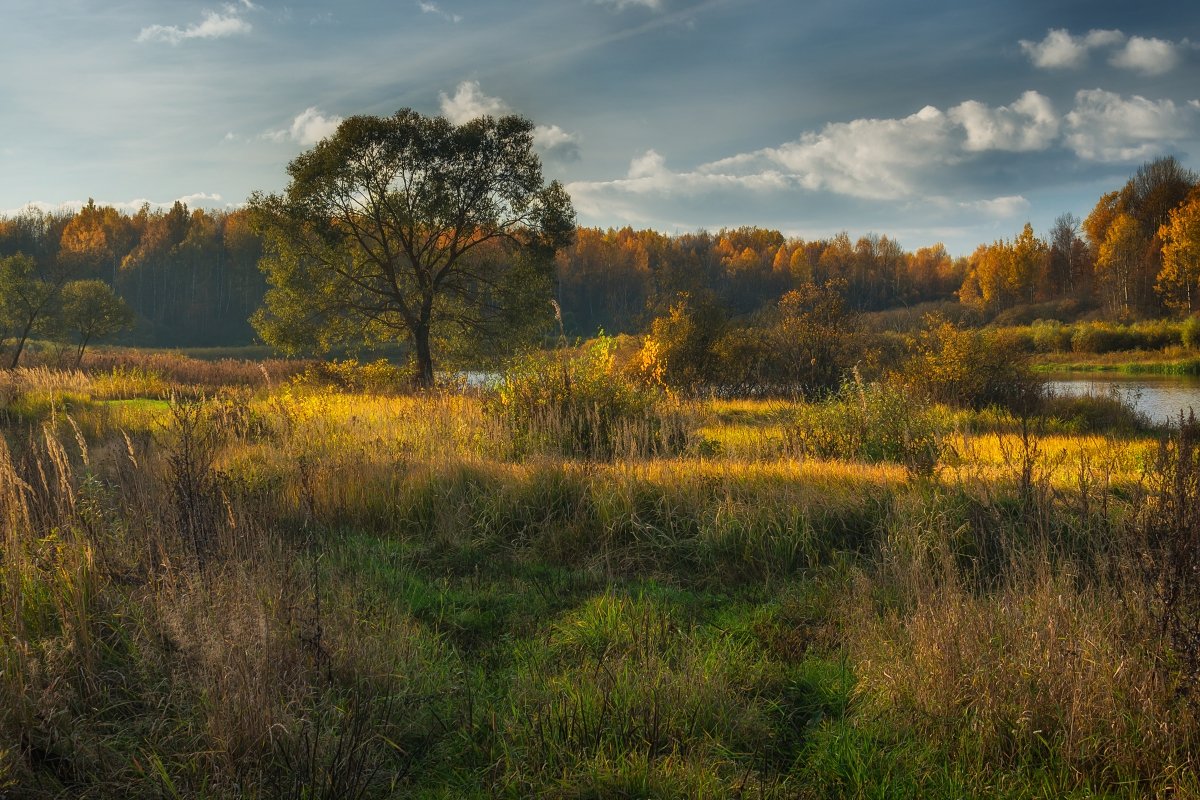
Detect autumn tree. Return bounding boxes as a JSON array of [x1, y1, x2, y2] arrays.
[[1085, 157, 1197, 316], [59, 200, 134, 283], [1095, 213, 1147, 316], [771, 279, 856, 397], [1158, 193, 1200, 313], [250, 110, 575, 387], [1046, 213, 1090, 300]]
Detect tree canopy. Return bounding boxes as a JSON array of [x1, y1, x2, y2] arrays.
[[249, 109, 576, 386]]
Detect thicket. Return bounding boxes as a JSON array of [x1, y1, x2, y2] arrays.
[[490, 337, 697, 460]]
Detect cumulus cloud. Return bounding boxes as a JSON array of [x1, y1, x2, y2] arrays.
[[418, 2, 462, 23], [702, 105, 958, 200], [1019, 28, 1123, 69], [1110, 36, 1181, 75], [532, 124, 582, 162], [264, 107, 344, 146], [568, 88, 1200, 230], [439, 81, 509, 124], [949, 91, 1059, 152], [1020, 28, 1187, 74], [137, 8, 252, 44], [1065, 89, 1198, 161], [438, 81, 581, 160]]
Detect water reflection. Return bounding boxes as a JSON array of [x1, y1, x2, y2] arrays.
[[1048, 375, 1200, 426]]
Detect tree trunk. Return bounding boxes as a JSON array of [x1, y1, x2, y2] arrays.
[[413, 323, 435, 389], [9, 323, 32, 369], [75, 334, 92, 370]]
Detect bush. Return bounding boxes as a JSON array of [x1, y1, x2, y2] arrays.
[[1040, 390, 1149, 434], [1029, 320, 1073, 353], [295, 358, 408, 394], [491, 337, 696, 460], [1183, 315, 1200, 351], [904, 317, 1044, 414], [1071, 320, 1183, 354], [786, 376, 948, 477]]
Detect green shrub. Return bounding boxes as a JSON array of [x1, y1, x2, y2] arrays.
[[1040, 390, 1149, 434], [1029, 320, 1073, 353], [786, 376, 948, 477], [491, 337, 696, 460], [1183, 315, 1200, 351], [1071, 320, 1183, 354]]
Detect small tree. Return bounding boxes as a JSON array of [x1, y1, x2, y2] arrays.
[[636, 292, 726, 394], [58, 279, 135, 367], [772, 279, 855, 398], [0, 253, 60, 368]]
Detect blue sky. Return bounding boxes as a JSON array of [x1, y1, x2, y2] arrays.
[[2, 0, 1198, 254]]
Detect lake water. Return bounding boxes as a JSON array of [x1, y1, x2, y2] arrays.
[[1047, 374, 1200, 426]]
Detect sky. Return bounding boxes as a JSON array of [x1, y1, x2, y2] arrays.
[[2, 0, 1198, 255]]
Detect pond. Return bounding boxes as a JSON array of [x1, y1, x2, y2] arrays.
[[1047, 374, 1200, 426]]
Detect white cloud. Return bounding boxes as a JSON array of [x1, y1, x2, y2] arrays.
[[1020, 28, 1186, 74], [137, 9, 252, 44], [1019, 28, 1123, 69], [958, 196, 1031, 218], [948, 91, 1059, 152], [439, 81, 581, 159], [1065, 89, 1198, 161], [439, 81, 510, 124], [1110, 36, 1180, 75], [264, 107, 344, 146], [532, 124, 581, 161], [703, 104, 958, 200], [8, 194, 225, 217], [418, 2, 462, 24], [567, 87, 1200, 231]]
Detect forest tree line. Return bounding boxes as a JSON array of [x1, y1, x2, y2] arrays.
[[1, 157, 1198, 355]]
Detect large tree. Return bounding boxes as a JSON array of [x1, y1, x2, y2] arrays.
[[249, 109, 576, 386]]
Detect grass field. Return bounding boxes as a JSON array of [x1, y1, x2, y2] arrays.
[[0, 355, 1197, 798]]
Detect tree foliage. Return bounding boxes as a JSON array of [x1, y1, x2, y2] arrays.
[[0, 253, 60, 368], [1158, 192, 1200, 314], [249, 109, 576, 386], [59, 279, 135, 367]]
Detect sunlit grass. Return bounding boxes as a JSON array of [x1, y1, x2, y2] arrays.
[[1, 368, 1196, 798]]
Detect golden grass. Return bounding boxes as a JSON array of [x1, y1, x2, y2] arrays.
[[1, 371, 1197, 796]]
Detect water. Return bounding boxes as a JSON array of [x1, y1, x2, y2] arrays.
[[1047, 374, 1200, 426]]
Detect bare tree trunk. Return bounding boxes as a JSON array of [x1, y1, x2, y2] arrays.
[[413, 324, 435, 389]]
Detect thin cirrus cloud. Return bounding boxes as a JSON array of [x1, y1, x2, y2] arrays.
[[418, 2, 462, 24], [595, 0, 663, 10], [136, 2, 255, 45], [438, 81, 581, 161], [567, 89, 1199, 218], [1019, 28, 1184, 75]]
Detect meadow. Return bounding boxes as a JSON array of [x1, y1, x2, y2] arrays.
[[0, 349, 1197, 798]]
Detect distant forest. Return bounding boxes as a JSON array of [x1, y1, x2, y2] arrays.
[[1, 156, 1197, 350]]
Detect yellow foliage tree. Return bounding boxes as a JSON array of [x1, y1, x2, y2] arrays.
[[1157, 194, 1200, 313]]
